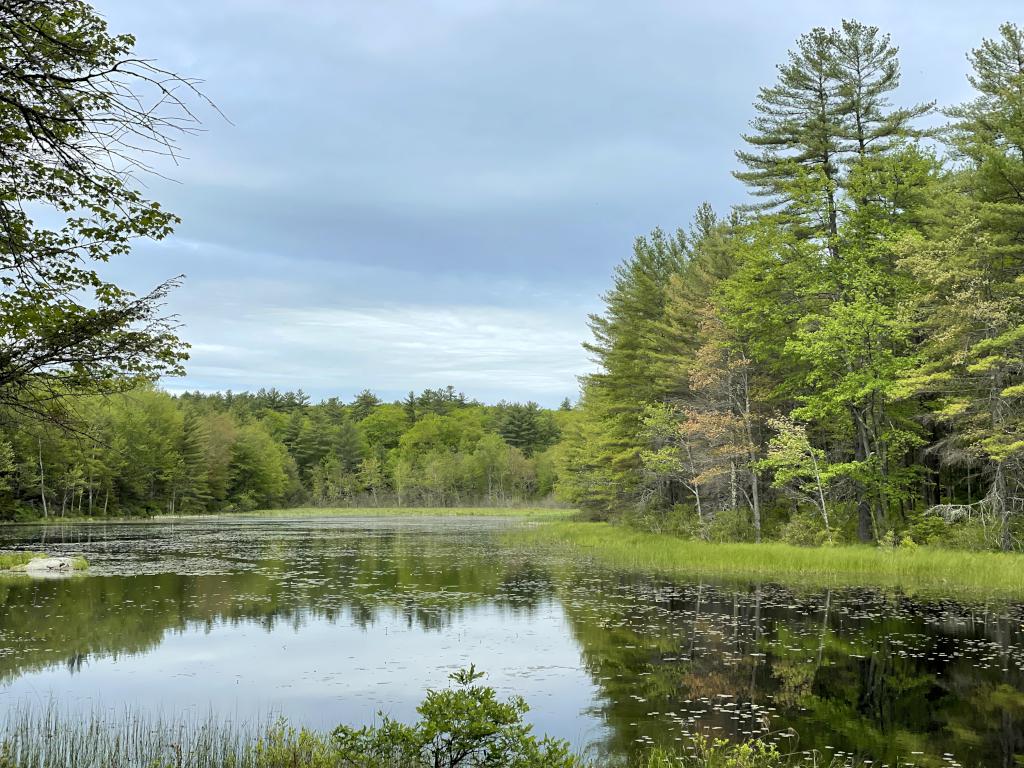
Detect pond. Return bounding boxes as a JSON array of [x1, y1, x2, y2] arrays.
[[0, 516, 1022, 766]]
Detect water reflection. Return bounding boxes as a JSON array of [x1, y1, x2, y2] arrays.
[[1, 517, 1022, 766]]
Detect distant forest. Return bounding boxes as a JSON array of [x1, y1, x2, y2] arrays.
[[0, 387, 574, 518]]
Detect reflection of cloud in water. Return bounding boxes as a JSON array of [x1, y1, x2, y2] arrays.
[[2, 517, 1024, 765]]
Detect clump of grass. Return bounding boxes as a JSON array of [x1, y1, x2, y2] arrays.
[[0, 706, 251, 768], [0, 552, 44, 570], [517, 521, 1024, 596]]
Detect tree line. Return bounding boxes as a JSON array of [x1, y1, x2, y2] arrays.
[[6, 2, 1024, 553], [0, 386, 572, 518], [555, 21, 1024, 551]]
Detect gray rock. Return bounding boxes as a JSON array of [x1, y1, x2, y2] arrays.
[[23, 556, 78, 573]]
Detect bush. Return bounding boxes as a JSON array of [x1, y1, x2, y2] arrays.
[[906, 514, 950, 546], [906, 513, 1006, 551], [330, 665, 580, 768], [706, 508, 755, 543], [779, 509, 831, 547]]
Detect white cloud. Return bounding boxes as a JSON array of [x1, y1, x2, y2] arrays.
[[178, 298, 593, 405]]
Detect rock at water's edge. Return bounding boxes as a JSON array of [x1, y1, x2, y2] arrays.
[[23, 556, 78, 573]]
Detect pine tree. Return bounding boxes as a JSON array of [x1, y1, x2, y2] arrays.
[[498, 403, 542, 456], [403, 391, 418, 424], [350, 390, 381, 421], [567, 229, 688, 510], [175, 409, 212, 514], [733, 21, 932, 540], [900, 23, 1024, 549]]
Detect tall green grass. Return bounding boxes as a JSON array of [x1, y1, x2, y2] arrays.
[[0, 707, 866, 768], [0, 706, 252, 768], [517, 521, 1024, 596], [0, 552, 43, 569]]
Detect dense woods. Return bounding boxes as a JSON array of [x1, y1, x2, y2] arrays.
[[0, 386, 570, 518], [5, 1, 1024, 556], [556, 21, 1024, 551]]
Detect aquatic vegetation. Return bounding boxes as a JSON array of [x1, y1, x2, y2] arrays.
[[0, 703, 873, 768], [0, 667, 582, 768], [0, 552, 43, 569], [519, 521, 1024, 595]]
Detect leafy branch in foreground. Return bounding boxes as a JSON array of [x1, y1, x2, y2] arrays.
[[0, 0, 213, 422]]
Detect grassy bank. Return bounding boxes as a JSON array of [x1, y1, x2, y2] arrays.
[[0, 552, 88, 571], [240, 506, 576, 520], [517, 521, 1024, 596], [1, 507, 577, 524]]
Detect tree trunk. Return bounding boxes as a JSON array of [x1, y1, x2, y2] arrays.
[[750, 467, 762, 544], [994, 461, 1011, 552], [851, 407, 874, 542], [38, 439, 48, 518]]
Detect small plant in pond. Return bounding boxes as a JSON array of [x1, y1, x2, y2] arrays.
[[330, 665, 580, 767]]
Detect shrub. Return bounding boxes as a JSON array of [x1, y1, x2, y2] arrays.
[[706, 508, 755, 543], [779, 509, 831, 547], [331, 665, 581, 768]]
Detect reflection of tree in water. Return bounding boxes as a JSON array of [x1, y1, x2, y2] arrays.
[[5, 522, 1024, 767], [556, 570, 1024, 767], [0, 526, 556, 685]]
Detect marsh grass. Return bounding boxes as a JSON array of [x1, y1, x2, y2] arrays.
[[0, 552, 44, 569], [0, 706, 254, 768], [240, 507, 576, 520], [7, 507, 576, 525], [517, 521, 1024, 596], [0, 707, 867, 768]]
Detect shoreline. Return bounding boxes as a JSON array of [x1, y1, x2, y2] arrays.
[[514, 521, 1024, 596]]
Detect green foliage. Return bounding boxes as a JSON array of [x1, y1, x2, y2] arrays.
[[564, 19, 1024, 552], [332, 667, 580, 768], [642, 736, 785, 768], [0, 386, 570, 518], [0, 0, 208, 420]]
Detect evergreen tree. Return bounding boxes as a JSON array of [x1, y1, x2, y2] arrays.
[[173, 409, 212, 514], [900, 23, 1024, 549], [350, 390, 381, 421]]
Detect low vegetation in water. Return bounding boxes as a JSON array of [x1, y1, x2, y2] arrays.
[[0, 552, 43, 569], [0, 669, 871, 768], [518, 521, 1024, 595]]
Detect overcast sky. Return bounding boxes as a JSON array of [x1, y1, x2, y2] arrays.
[[92, 0, 1021, 406]]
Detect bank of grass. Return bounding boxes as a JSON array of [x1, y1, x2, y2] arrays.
[[242, 506, 576, 520], [517, 521, 1024, 596], [0, 552, 88, 571], [4, 507, 577, 524]]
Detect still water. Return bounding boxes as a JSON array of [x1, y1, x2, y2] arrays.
[[0, 516, 1022, 766]]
